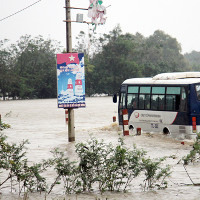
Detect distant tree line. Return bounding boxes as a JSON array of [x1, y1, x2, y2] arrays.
[[76, 26, 200, 95], [0, 26, 200, 99], [0, 35, 61, 100]]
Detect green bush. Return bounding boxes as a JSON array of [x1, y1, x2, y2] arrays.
[[0, 134, 171, 196], [183, 133, 200, 165], [0, 121, 11, 130], [49, 149, 82, 194], [0, 134, 50, 194], [74, 137, 170, 192], [142, 157, 170, 190]]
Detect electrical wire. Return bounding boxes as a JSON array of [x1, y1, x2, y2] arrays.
[[0, 0, 42, 22]]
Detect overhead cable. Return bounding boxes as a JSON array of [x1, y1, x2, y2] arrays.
[[0, 0, 42, 22]]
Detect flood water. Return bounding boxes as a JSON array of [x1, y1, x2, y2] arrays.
[[0, 97, 200, 200]]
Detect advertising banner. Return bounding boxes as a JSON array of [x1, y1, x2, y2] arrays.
[[56, 53, 85, 108]]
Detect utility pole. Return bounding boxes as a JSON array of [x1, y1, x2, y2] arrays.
[[63, 0, 106, 142], [65, 0, 75, 142]]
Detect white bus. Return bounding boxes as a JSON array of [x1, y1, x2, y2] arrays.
[[115, 72, 200, 139]]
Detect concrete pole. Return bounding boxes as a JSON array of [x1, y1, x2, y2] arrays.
[[65, 0, 75, 142], [65, 0, 72, 52], [68, 108, 75, 142]]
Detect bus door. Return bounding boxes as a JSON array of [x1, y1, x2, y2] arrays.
[[118, 85, 127, 125]]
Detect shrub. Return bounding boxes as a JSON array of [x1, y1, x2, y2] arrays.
[[142, 157, 171, 190], [0, 134, 171, 196], [0, 134, 51, 194], [0, 121, 11, 130], [183, 133, 200, 165], [75, 137, 170, 192], [49, 149, 82, 194]]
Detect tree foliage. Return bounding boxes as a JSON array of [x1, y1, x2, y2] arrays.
[[86, 27, 188, 95], [0, 27, 193, 99], [0, 40, 12, 100], [184, 50, 200, 71], [0, 35, 62, 99], [140, 30, 187, 76]]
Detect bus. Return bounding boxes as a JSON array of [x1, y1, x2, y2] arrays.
[[114, 72, 200, 140]]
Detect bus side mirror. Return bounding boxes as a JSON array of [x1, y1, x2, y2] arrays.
[[113, 94, 117, 103]]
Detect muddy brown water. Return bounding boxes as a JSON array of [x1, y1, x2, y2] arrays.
[[0, 97, 200, 199]]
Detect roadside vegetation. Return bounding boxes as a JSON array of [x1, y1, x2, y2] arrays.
[[0, 120, 10, 131], [0, 133, 170, 197], [181, 133, 200, 186], [183, 133, 200, 165], [1, 122, 200, 198]]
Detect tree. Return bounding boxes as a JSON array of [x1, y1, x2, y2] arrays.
[[0, 40, 13, 100], [11, 35, 62, 99], [85, 56, 96, 96], [74, 27, 191, 95], [91, 26, 143, 94], [73, 30, 107, 96], [74, 30, 104, 59], [141, 30, 188, 76], [184, 51, 200, 71], [0, 35, 63, 100]]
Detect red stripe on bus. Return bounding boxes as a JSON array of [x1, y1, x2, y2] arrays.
[[171, 112, 178, 125]]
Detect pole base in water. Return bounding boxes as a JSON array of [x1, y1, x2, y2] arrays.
[[68, 108, 75, 142], [69, 137, 75, 142]]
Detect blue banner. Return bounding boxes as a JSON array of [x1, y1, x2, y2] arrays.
[[57, 53, 85, 108]]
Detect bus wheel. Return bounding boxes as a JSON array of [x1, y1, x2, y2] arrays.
[[163, 127, 170, 135]]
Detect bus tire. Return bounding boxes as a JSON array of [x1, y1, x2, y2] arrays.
[[163, 127, 170, 135]]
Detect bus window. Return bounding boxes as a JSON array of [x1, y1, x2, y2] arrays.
[[151, 95, 158, 110], [166, 87, 181, 94], [139, 95, 144, 109], [166, 87, 181, 111], [195, 85, 200, 100], [145, 94, 150, 109], [180, 87, 187, 112], [119, 93, 126, 109], [139, 94, 150, 109], [166, 95, 176, 111], [140, 86, 151, 93], [158, 95, 165, 110], [151, 95, 165, 110], [139, 86, 151, 109], [128, 86, 139, 93], [152, 87, 165, 94], [127, 94, 138, 109], [127, 86, 139, 109], [151, 87, 165, 110]]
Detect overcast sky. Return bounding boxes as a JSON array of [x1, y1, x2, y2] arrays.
[[0, 0, 200, 53]]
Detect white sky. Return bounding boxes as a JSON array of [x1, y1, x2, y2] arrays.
[[0, 0, 200, 53]]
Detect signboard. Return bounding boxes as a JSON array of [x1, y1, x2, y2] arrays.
[[56, 53, 85, 108]]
